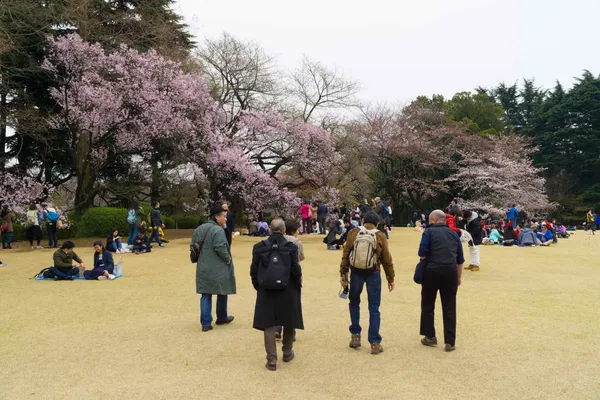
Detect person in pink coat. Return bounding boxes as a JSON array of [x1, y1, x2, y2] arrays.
[[300, 201, 312, 235]]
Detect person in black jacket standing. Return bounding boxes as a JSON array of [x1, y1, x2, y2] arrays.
[[418, 210, 464, 352], [251, 218, 303, 371], [222, 202, 235, 246], [149, 201, 165, 248]]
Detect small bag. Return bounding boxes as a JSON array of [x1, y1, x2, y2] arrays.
[[190, 226, 216, 263], [413, 258, 427, 284], [0, 222, 8, 233]]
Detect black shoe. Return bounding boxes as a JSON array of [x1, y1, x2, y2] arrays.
[[265, 362, 277, 371], [283, 351, 295, 362], [421, 337, 438, 347], [445, 344, 456, 352], [202, 325, 214, 332], [216, 316, 234, 325], [64, 276, 74, 281]]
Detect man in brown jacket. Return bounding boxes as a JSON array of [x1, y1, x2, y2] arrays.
[[340, 211, 395, 355]]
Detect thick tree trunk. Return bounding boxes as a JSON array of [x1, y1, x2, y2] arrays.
[[73, 133, 97, 220]]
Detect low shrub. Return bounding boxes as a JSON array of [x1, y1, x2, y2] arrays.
[[79, 207, 130, 238], [176, 216, 204, 229], [163, 216, 175, 229]]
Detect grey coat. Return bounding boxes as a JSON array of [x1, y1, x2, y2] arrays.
[[192, 220, 237, 295]]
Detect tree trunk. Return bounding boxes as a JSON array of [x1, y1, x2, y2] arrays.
[[150, 154, 161, 203], [73, 133, 97, 220], [0, 86, 6, 170]]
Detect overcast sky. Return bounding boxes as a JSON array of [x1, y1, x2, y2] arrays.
[[174, 0, 599, 104]]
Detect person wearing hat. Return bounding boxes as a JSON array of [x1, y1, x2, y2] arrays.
[[191, 205, 237, 332]]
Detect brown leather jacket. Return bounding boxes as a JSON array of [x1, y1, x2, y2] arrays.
[[339, 223, 395, 282]]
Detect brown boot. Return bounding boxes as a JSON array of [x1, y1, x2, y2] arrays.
[[349, 334, 361, 349], [464, 264, 474, 270], [370, 343, 383, 355]]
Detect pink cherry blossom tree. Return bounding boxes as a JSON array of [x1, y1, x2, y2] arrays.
[[43, 34, 219, 218], [447, 136, 555, 215], [0, 170, 46, 209]]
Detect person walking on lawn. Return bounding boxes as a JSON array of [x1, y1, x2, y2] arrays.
[[418, 210, 464, 352], [192, 205, 236, 332], [340, 211, 395, 355], [149, 201, 165, 248], [251, 218, 303, 371]]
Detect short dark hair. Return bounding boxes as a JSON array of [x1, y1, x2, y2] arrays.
[[93, 240, 104, 248], [286, 220, 300, 235], [363, 211, 380, 226], [138, 229, 146, 234], [61, 241, 75, 249], [152, 201, 160, 208]]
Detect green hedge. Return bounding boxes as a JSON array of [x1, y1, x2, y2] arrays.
[[176, 216, 204, 229], [163, 216, 175, 229], [79, 207, 130, 237]]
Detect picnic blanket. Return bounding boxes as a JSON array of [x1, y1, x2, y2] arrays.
[[34, 274, 123, 281]]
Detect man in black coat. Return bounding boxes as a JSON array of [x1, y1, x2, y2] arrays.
[[222, 202, 235, 246], [250, 218, 304, 371]]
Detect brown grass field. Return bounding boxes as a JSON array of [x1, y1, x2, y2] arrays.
[[0, 228, 599, 400]]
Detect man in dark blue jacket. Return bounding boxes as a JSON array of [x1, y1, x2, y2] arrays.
[[418, 210, 464, 352], [149, 201, 165, 248]]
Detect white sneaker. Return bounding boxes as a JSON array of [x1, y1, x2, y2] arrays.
[[98, 276, 108, 280], [108, 274, 116, 280]]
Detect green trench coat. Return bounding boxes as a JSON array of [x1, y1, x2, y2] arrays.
[[192, 220, 237, 295]]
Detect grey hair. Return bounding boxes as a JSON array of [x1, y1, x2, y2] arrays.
[[270, 218, 286, 233], [429, 209, 446, 223]]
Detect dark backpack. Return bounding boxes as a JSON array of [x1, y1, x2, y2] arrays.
[[32, 267, 54, 279], [257, 240, 293, 290]]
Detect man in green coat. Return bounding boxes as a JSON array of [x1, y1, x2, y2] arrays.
[[192, 205, 236, 332]]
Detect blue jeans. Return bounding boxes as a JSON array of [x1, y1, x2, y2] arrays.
[[50, 266, 79, 279], [1, 232, 14, 248], [348, 270, 382, 343], [200, 294, 228, 327], [47, 223, 58, 248], [108, 239, 123, 252], [127, 224, 138, 245]]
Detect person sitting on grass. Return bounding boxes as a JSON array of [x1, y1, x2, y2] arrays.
[[106, 228, 125, 253], [325, 220, 344, 250], [84, 241, 116, 280], [249, 219, 269, 237], [51, 241, 86, 281], [483, 224, 503, 244], [556, 224, 569, 238], [536, 223, 554, 244], [133, 229, 151, 254], [502, 224, 517, 246], [518, 224, 545, 246]]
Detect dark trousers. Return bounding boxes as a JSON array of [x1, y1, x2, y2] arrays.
[[50, 266, 79, 280], [264, 326, 294, 363], [420, 267, 458, 346], [149, 226, 162, 245], [302, 218, 311, 234], [317, 216, 326, 234], [47, 223, 58, 248]]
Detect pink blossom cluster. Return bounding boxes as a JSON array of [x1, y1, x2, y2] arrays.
[[0, 171, 46, 209]]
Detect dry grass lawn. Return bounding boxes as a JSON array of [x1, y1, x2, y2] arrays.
[[1, 228, 599, 400]]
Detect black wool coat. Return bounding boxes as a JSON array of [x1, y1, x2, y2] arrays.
[[250, 233, 304, 331]]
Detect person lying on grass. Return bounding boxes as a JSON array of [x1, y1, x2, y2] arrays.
[[84, 240, 116, 280]]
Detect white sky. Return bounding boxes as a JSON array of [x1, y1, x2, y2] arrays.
[[174, 0, 600, 104]]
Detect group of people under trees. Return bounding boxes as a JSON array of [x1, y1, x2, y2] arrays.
[[0, 204, 62, 251]]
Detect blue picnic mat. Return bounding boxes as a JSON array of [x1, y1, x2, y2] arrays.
[[34, 274, 123, 281]]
